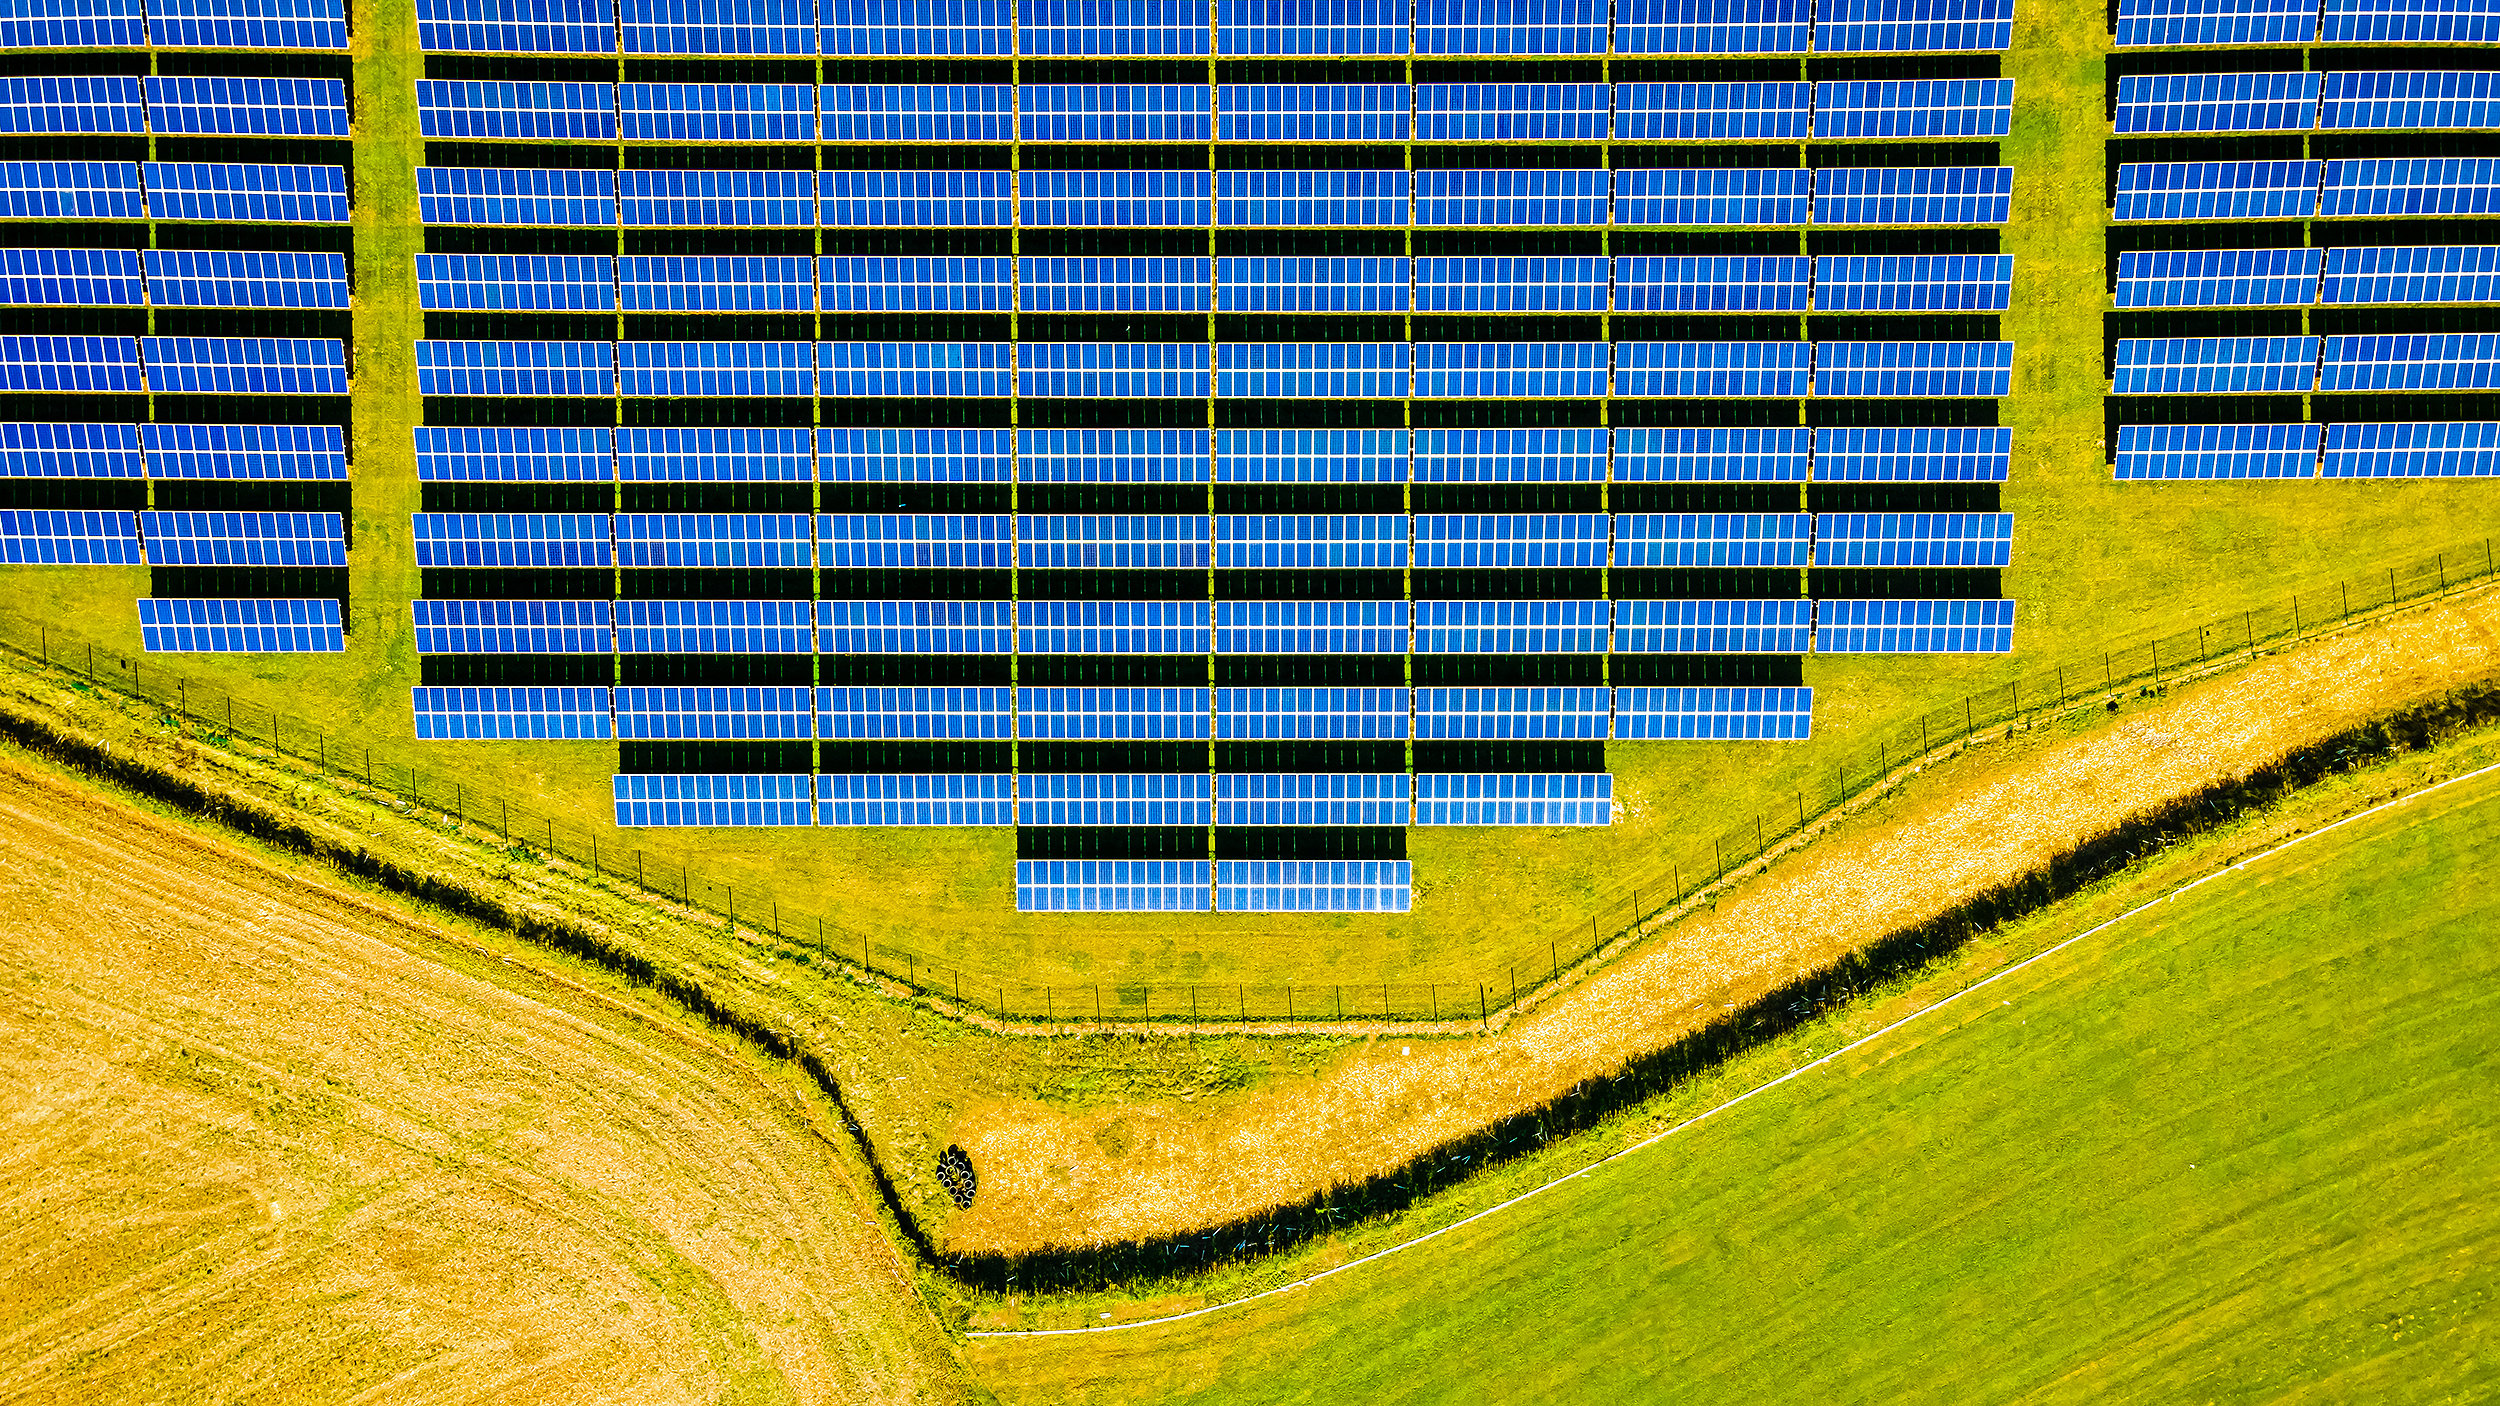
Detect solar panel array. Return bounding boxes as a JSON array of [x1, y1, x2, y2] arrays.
[[140, 597, 343, 652], [2115, 0, 2500, 44]]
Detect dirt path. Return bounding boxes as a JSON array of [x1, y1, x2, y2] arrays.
[[942, 589, 2500, 1256], [0, 756, 978, 1405]]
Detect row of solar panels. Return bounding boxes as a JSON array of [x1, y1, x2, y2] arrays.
[[1016, 858, 1408, 911], [0, 249, 348, 311], [406, 424, 2016, 484], [415, 164, 2016, 228], [410, 0, 2015, 57], [0, 337, 344, 394], [0, 0, 345, 49], [414, 252, 2014, 314], [2115, 158, 2500, 221], [2112, 0, 2495, 46], [0, 162, 347, 224], [416, 78, 2016, 143], [409, 339, 2019, 399], [0, 76, 346, 137], [2113, 335, 2500, 393], [607, 773, 1609, 828], [2115, 69, 2498, 135], [2115, 421, 2500, 479], [2117, 245, 2500, 308], [0, 422, 344, 479], [0, 509, 342, 565]]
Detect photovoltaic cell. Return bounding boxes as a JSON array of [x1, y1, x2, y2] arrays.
[[817, 599, 1014, 652], [1412, 341, 1606, 398], [1412, 772, 1612, 825], [1815, 597, 2014, 652], [1614, 686, 1813, 741], [614, 773, 814, 827], [1814, 253, 2014, 311], [2320, 420, 2500, 477], [1019, 773, 1211, 827], [818, 426, 1011, 482], [1017, 859, 1211, 912], [143, 162, 348, 224], [2115, 71, 2320, 134], [816, 774, 1014, 827], [417, 0, 618, 52], [147, 76, 347, 137], [409, 512, 613, 568], [139, 510, 345, 567], [1215, 255, 1407, 311], [414, 686, 613, 738], [141, 336, 346, 395], [1214, 773, 1411, 828], [1615, 425, 1811, 482], [615, 598, 814, 653], [1614, 82, 1809, 140], [0, 507, 139, 563], [141, 598, 343, 653], [1216, 860, 1412, 912], [142, 422, 346, 480], [1412, 598, 1608, 652], [1214, 426, 1408, 482], [1813, 79, 2014, 138], [0, 421, 141, 478], [0, 334, 138, 391], [2112, 422, 2320, 479], [417, 166, 616, 226], [816, 685, 1011, 738], [2113, 160, 2321, 221], [0, 247, 142, 306], [817, 514, 1011, 569], [2115, 0, 2320, 45], [414, 80, 618, 140], [1021, 426, 1207, 483], [411, 598, 614, 653], [1213, 514, 1408, 569], [1613, 254, 1810, 312], [1613, 599, 1813, 654], [1215, 341, 1410, 399], [0, 161, 142, 220], [617, 425, 810, 481], [1816, 512, 2015, 567], [1216, 82, 1410, 141], [2322, 244, 2500, 303], [821, 256, 1001, 312], [413, 425, 614, 482], [1015, 686, 1211, 740], [2114, 247, 2322, 307], [621, 83, 816, 141], [148, 249, 349, 309], [613, 513, 812, 569], [614, 685, 812, 740], [2111, 335, 2318, 393], [1413, 426, 1606, 482], [2320, 333, 2500, 390], [1615, 165, 1810, 225], [1020, 599, 1210, 654], [1810, 165, 2012, 225], [1213, 599, 1410, 654], [2321, 70, 2500, 130], [1815, 340, 2013, 397], [1615, 340, 1809, 397], [1814, 424, 2012, 481], [2320, 157, 2500, 216], [1615, 512, 1811, 568]]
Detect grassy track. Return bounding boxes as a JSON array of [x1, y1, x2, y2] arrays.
[[968, 764, 2500, 1402]]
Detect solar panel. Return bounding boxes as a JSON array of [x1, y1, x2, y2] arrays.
[[2112, 422, 2320, 479], [1816, 512, 2014, 567], [1018, 341, 1210, 398], [621, 83, 814, 141], [0, 507, 138, 563], [1413, 771, 1612, 825], [142, 422, 346, 480], [141, 598, 343, 653], [1813, 79, 2014, 138], [1213, 168, 1407, 227], [1815, 597, 2014, 652], [1412, 597, 1608, 652], [616, 340, 812, 398], [1019, 772, 1212, 827], [1020, 83, 1211, 141], [819, 168, 1011, 227], [613, 513, 812, 569], [820, 82, 1009, 141], [1017, 513, 1208, 569], [819, 254, 1003, 312], [1615, 82, 1810, 140], [2321, 70, 2499, 130], [1811, 165, 2012, 225], [1615, 166, 1810, 226], [1414, 167, 1606, 226], [2113, 160, 2321, 222], [1017, 859, 1212, 913], [817, 685, 1011, 738], [821, 0, 1011, 54], [1022, 255, 1207, 312], [1614, 686, 1812, 740], [1216, 82, 1410, 141], [1413, 513, 1606, 568], [619, 168, 812, 227], [2110, 336, 2318, 393], [1020, 599, 1209, 654], [138, 510, 345, 567], [614, 685, 811, 740], [414, 425, 614, 482], [415, 80, 617, 140], [1615, 340, 1810, 397], [417, 0, 618, 52], [0, 161, 142, 220], [617, 425, 808, 482], [141, 337, 346, 395], [1414, 82, 1609, 141], [820, 340, 1011, 396], [1215, 255, 1406, 311], [816, 773, 1014, 827], [1617, 513, 1811, 567], [2321, 420, 2500, 477], [415, 685, 613, 739], [1613, 599, 1813, 654], [0, 0, 144, 46], [1616, 425, 1812, 482], [2321, 0, 2500, 41], [1814, 253, 2014, 311], [411, 598, 614, 653], [2322, 244, 2500, 304], [1214, 426, 1408, 482], [614, 598, 812, 653], [2320, 158, 2500, 217], [816, 599, 1014, 652], [1614, 254, 1809, 312], [2114, 247, 2322, 307], [0, 247, 142, 306], [1022, 426, 1207, 483], [1214, 773, 1411, 828], [148, 76, 347, 137], [2321, 333, 2500, 390], [1414, 256, 1607, 312], [0, 75, 141, 134], [416, 252, 612, 313], [1020, 0, 1210, 54], [1412, 341, 1606, 398], [1021, 167, 1211, 227], [417, 166, 616, 226], [0, 421, 141, 478], [1216, 597, 1411, 655], [619, 0, 815, 54], [142, 162, 348, 224], [1017, 686, 1212, 740], [1216, 859, 1412, 913], [1814, 424, 2012, 481], [148, 0, 349, 49], [1214, 514, 1407, 569], [614, 773, 813, 827], [1617, 0, 1810, 52], [1215, 0, 1412, 54], [818, 513, 1012, 568], [1415, 0, 1606, 53], [409, 512, 613, 567], [0, 335, 138, 391], [1215, 341, 1411, 398], [1814, 340, 2014, 397], [1414, 426, 1606, 482], [2115, 0, 2319, 44], [148, 249, 348, 310], [2114, 71, 2320, 135], [819, 426, 1012, 482], [1415, 686, 1608, 741], [1815, 0, 2013, 49]]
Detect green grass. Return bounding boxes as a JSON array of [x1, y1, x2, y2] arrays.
[[967, 761, 2500, 1403]]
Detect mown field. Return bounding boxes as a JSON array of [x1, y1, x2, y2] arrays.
[[969, 761, 2500, 1402]]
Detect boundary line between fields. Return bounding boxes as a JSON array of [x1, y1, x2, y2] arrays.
[[968, 757, 2500, 1340]]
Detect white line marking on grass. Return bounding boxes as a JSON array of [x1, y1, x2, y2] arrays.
[[969, 759, 2500, 1340]]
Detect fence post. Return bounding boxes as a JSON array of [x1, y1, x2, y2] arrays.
[[1963, 695, 1972, 737], [2151, 639, 2159, 690], [1285, 984, 1292, 1020], [2437, 554, 2445, 589], [1240, 984, 1246, 1021], [1479, 983, 1487, 1026], [500, 799, 508, 838], [2293, 593, 2301, 635], [2243, 610, 2252, 650], [2342, 581, 2350, 619], [2390, 566, 2397, 605]]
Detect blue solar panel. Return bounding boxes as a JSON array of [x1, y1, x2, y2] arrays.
[[1813, 165, 2011, 225], [1021, 599, 1208, 654], [816, 599, 1013, 652], [2112, 422, 2320, 480], [1022, 426, 1207, 483], [148, 76, 347, 137], [819, 82, 1009, 141], [414, 686, 612, 739], [2321, 0, 2500, 41], [0, 335, 137, 392], [1215, 255, 1406, 311], [141, 337, 346, 395], [614, 513, 812, 569], [1214, 599, 1410, 653], [1414, 426, 1605, 482], [817, 513, 1012, 568], [614, 773, 813, 827], [1416, 686, 1608, 740], [1016, 686, 1211, 740], [1815, 253, 2014, 311], [414, 425, 613, 482], [821, 0, 1010, 54], [1614, 686, 1812, 741], [816, 685, 1011, 739], [1615, 165, 1810, 226], [2114, 161, 2321, 222], [2322, 333, 2500, 391], [620, 0, 815, 53], [1415, 0, 1606, 53], [417, 0, 617, 52], [617, 341, 812, 398], [1214, 773, 1411, 828], [2115, 0, 2319, 44], [1616, 513, 1811, 568], [1613, 599, 1813, 654], [1214, 426, 1408, 482], [615, 685, 812, 740], [410, 512, 613, 568], [149, 0, 348, 49], [1615, 425, 1811, 482], [818, 255, 1000, 312], [142, 422, 345, 480], [2321, 420, 2500, 477], [0, 247, 141, 306], [1616, 340, 1809, 397], [1415, 82, 1608, 141], [417, 166, 616, 226], [0, 0, 144, 46], [1413, 513, 1606, 568], [2322, 71, 2499, 131], [1017, 859, 1211, 913], [0, 161, 142, 220], [1213, 514, 1407, 569], [416, 80, 617, 139], [1214, 168, 1411, 227], [2321, 158, 2500, 216], [1415, 256, 1606, 312], [144, 163, 347, 224], [148, 249, 348, 310], [0, 507, 138, 563], [1614, 254, 1809, 312], [417, 253, 612, 313], [1215, 341, 1410, 398], [1814, 79, 2013, 137], [615, 598, 812, 653], [0, 75, 141, 134], [2115, 247, 2321, 307], [816, 773, 1014, 826], [1018, 513, 1208, 569], [818, 341, 1012, 396], [1814, 0, 2010, 49], [1815, 424, 2011, 481], [1415, 167, 1605, 226], [1413, 771, 1612, 825], [1817, 512, 2014, 567], [140, 510, 344, 567], [1021, 255, 1206, 312], [2111, 336, 2318, 394], [142, 598, 342, 653], [1413, 341, 1606, 398], [1021, 168, 1210, 227], [1217, 82, 1409, 140], [0, 421, 140, 479], [1021, 0, 1209, 54], [819, 169, 1010, 227], [1815, 340, 2013, 397], [1018, 341, 1209, 398], [619, 168, 812, 227], [1412, 598, 1608, 652], [622, 83, 814, 141], [1618, 0, 1809, 52], [1215, 0, 1412, 54], [819, 426, 1011, 482], [1217, 859, 1411, 912], [1816, 597, 2014, 653], [1020, 772, 1211, 827], [1616, 81, 1809, 140], [2115, 71, 2319, 135], [412, 598, 614, 653], [1020, 83, 1210, 141], [2323, 245, 2500, 304], [617, 425, 809, 482]]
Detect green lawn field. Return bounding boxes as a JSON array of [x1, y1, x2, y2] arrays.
[[968, 763, 2500, 1403]]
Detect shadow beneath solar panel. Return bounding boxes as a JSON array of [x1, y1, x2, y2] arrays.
[[156, 309, 351, 342], [420, 567, 611, 599], [618, 481, 806, 514], [622, 56, 819, 85], [624, 399, 814, 428], [422, 397, 614, 429], [820, 569, 1010, 601], [2316, 133, 2500, 164], [1808, 398, 1999, 427], [621, 653, 809, 686], [1023, 744, 1203, 776], [2102, 309, 2304, 376], [1412, 483, 1603, 513], [2315, 392, 2500, 424], [1810, 313, 2003, 342], [1021, 485, 1205, 516], [820, 656, 1008, 687], [2313, 307, 2500, 337], [626, 313, 821, 342], [822, 741, 1014, 773], [1810, 228, 2003, 256], [423, 313, 612, 344], [1215, 740, 1406, 773], [1809, 481, 2001, 512], [619, 568, 811, 600], [1610, 567, 1802, 599], [1808, 141, 2000, 169], [0, 309, 146, 339], [1413, 655, 1604, 687], [0, 135, 145, 164], [1415, 740, 1608, 772], [158, 137, 349, 170], [425, 141, 615, 171], [153, 565, 347, 611], [154, 478, 348, 516], [425, 229, 615, 258], [1016, 827, 1204, 861], [1215, 483, 1403, 514], [1022, 398, 1202, 429], [1021, 656, 1203, 687], [626, 145, 817, 173], [0, 477, 144, 511], [421, 54, 612, 84], [1411, 314, 1604, 343], [155, 394, 349, 430], [1213, 569, 1405, 601], [1809, 567, 2003, 598], [1615, 314, 1801, 343], [1216, 655, 1404, 687], [1413, 400, 1606, 428], [1613, 398, 1804, 429], [1216, 827, 1405, 861], [420, 654, 610, 688], [2105, 136, 2303, 205], [1415, 569, 1606, 600], [0, 52, 146, 78], [1215, 399, 1407, 429], [621, 740, 811, 774], [1612, 654, 1806, 688]]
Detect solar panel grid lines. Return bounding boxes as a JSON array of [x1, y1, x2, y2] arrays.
[[1813, 423, 2013, 481], [138, 509, 346, 567], [1214, 0, 1412, 54], [816, 773, 1015, 828], [417, 339, 617, 397], [615, 597, 814, 653], [0, 334, 139, 392], [2113, 422, 2323, 480], [1614, 82, 1810, 141], [1414, 166, 1608, 228], [617, 424, 811, 482], [1215, 859, 1413, 913], [1215, 255, 1407, 311], [1412, 82, 1611, 142], [1614, 511, 1813, 568], [1814, 0, 2015, 51], [1814, 511, 2016, 568], [142, 162, 349, 224], [417, 0, 618, 53], [411, 597, 615, 653], [1214, 772, 1412, 829], [1412, 340, 1607, 398], [1613, 685, 1814, 740], [0, 421, 143, 479], [1813, 253, 2014, 312], [2113, 70, 2321, 135], [147, 248, 349, 310], [1017, 513, 1209, 570], [1213, 598, 1412, 654], [1811, 78, 2015, 139], [1017, 340, 1209, 399], [417, 252, 614, 313], [148, 0, 349, 49], [1019, 83, 1212, 142], [2320, 70, 2500, 131], [1411, 771, 1613, 826], [1216, 82, 1411, 142], [1815, 596, 2016, 653], [2113, 160, 2322, 223], [1414, 685, 1609, 741], [0, 247, 143, 307], [1212, 685, 1411, 740], [0, 0, 145, 47], [1212, 167, 1409, 228], [2321, 157, 2500, 217], [1412, 512, 1607, 569], [417, 166, 617, 226], [819, 168, 1011, 227], [614, 773, 814, 827], [1615, 165, 1811, 226], [1415, 0, 1608, 54], [1616, 0, 1810, 53], [816, 684, 1013, 739], [1815, 339, 2014, 397], [818, 0, 1012, 55], [414, 425, 615, 482], [818, 513, 1013, 569], [1615, 340, 1810, 399], [1214, 426, 1409, 483], [1017, 859, 1212, 913], [416, 80, 617, 140], [1213, 341, 1412, 399], [1412, 425, 1607, 483], [2114, 246, 2324, 308], [621, 82, 816, 142], [818, 340, 1012, 396], [2114, 0, 2321, 46], [1413, 256, 1608, 313], [1021, 167, 1212, 228], [0, 507, 141, 563], [1614, 425, 1812, 482], [2322, 245, 2500, 304], [613, 512, 813, 569], [140, 597, 343, 654], [1015, 686, 1213, 741], [819, 426, 1013, 482], [1021, 425, 1210, 483], [620, 0, 817, 55], [1612, 598, 1815, 654], [1810, 165, 2014, 226], [0, 161, 143, 220], [2321, 332, 2500, 391], [1615, 254, 1810, 313], [1022, 256, 1208, 312], [616, 339, 814, 398], [139, 336, 347, 395], [2111, 335, 2321, 394], [141, 421, 347, 480], [1411, 597, 1608, 653], [1019, 598, 1211, 655], [820, 82, 1011, 142], [615, 684, 813, 740], [0, 75, 142, 135], [409, 512, 614, 568], [1020, 0, 1210, 55], [146, 76, 348, 137], [620, 167, 814, 228], [1018, 772, 1213, 828], [2321, 420, 2500, 477], [2321, 0, 2500, 42], [415, 685, 614, 739], [818, 598, 1015, 652]]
